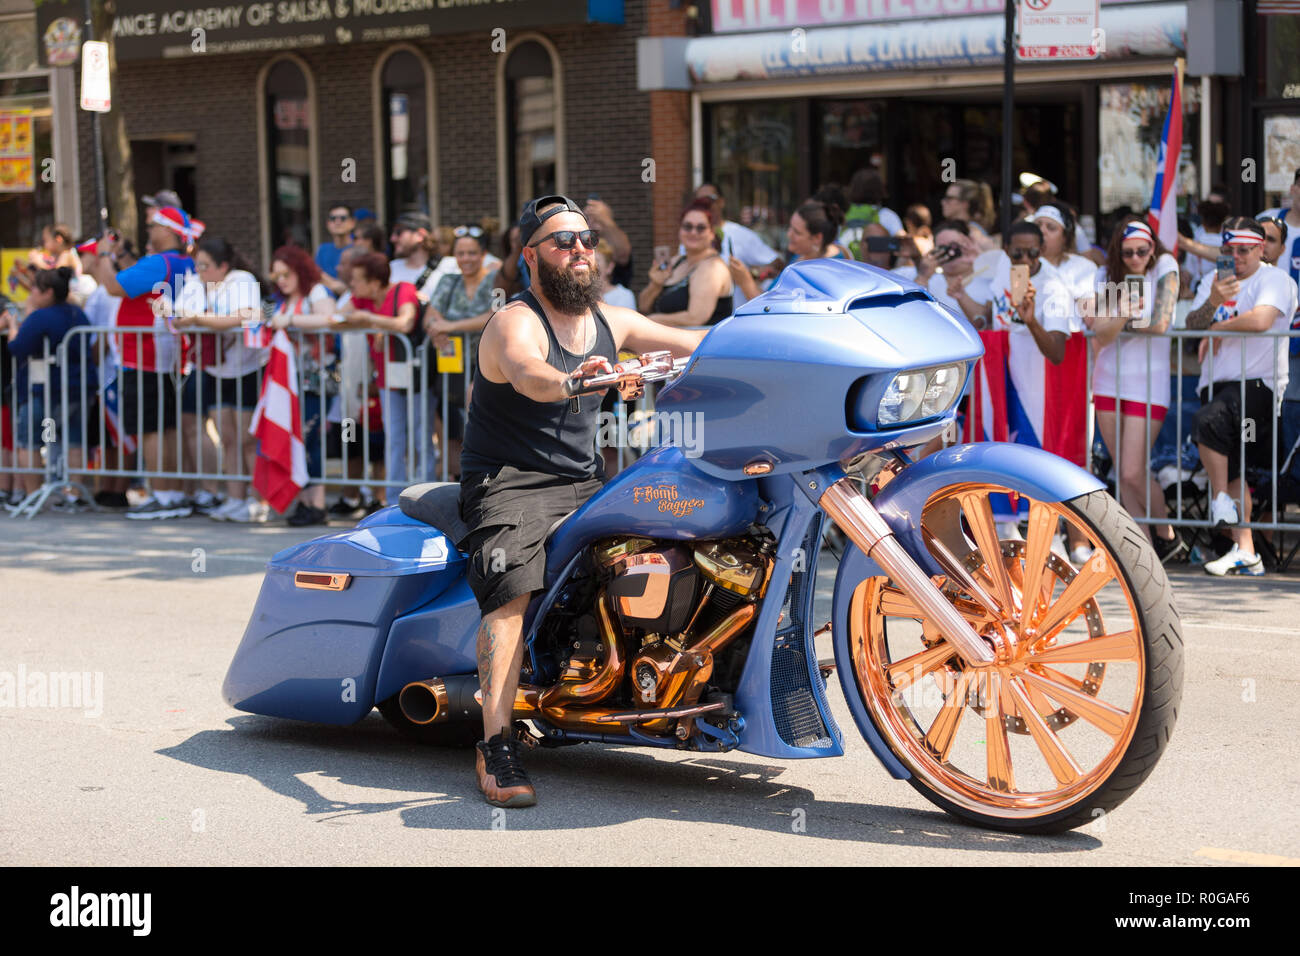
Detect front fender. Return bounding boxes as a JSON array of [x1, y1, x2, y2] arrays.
[[829, 442, 1105, 779]]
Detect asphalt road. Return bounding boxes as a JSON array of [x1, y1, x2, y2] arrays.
[[2, 510, 1297, 866]]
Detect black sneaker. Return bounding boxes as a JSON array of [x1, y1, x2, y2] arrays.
[[475, 731, 536, 808], [1153, 531, 1188, 566], [328, 496, 363, 518], [287, 504, 328, 527], [362, 496, 384, 515], [94, 491, 130, 509]]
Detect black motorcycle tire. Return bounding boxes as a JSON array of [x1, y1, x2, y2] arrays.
[[856, 489, 1183, 834]]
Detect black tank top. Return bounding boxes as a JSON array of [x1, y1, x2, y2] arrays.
[[650, 256, 734, 326], [460, 290, 617, 479]]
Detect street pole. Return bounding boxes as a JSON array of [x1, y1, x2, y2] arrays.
[[1001, 0, 1015, 242], [82, 0, 109, 235]]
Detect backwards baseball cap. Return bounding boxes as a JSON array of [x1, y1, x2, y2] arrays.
[[143, 189, 183, 210], [149, 205, 194, 240], [518, 195, 586, 247], [393, 211, 432, 232]]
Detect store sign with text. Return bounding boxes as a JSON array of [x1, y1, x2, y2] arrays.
[[35, 0, 623, 63], [710, 0, 1124, 33]]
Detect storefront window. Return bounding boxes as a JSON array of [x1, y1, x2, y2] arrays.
[[817, 100, 886, 190], [1098, 80, 1202, 218], [379, 49, 431, 226], [0, 76, 54, 255], [0, 15, 38, 74], [1262, 115, 1300, 210], [505, 42, 556, 218], [707, 101, 798, 253], [1259, 13, 1300, 101], [263, 59, 312, 250]]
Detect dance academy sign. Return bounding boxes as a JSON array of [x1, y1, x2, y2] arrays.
[[36, 0, 623, 63]]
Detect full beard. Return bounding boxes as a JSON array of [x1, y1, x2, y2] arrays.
[[536, 253, 601, 316]]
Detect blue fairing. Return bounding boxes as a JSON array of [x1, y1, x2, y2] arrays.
[[374, 576, 482, 702], [826, 440, 1104, 774], [655, 259, 982, 481], [544, 444, 760, 584]]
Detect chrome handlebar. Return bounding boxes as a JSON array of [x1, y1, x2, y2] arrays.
[[571, 351, 690, 400]]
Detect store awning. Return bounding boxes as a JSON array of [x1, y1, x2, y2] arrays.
[[680, 2, 1185, 84], [35, 0, 624, 63]]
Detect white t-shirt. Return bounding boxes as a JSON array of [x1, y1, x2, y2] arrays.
[[989, 255, 1076, 334], [1052, 254, 1098, 306], [926, 269, 992, 318], [389, 256, 442, 303], [1183, 224, 1223, 286], [712, 221, 780, 309], [83, 284, 122, 379], [1092, 253, 1179, 406], [601, 284, 636, 310], [1190, 263, 1297, 394], [877, 206, 904, 237], [891, 264, 918, 283]]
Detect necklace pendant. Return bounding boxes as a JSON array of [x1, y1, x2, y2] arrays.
[[570, 395, 581, 414]]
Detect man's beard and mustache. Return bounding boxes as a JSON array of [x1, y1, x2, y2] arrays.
[[536, 252, 601, 315]]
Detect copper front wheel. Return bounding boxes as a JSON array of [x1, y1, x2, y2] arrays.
[[849, 486, 1183, 833]]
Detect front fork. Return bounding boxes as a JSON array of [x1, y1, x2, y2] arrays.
[[815, 476, 997, 667]]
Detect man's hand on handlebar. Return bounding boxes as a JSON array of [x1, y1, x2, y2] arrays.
[[563, 351, 683, 403]]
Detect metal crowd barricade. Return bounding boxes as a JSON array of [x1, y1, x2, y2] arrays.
[[9, 326, 430, 519], [3, 336, 80, 517], [1086, 326, 1300, 552]]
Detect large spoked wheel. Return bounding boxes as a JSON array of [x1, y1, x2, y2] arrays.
[[849, 485, 1183, 833]]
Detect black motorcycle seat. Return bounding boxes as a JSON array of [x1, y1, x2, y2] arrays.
[[398, 482, 575, 547]]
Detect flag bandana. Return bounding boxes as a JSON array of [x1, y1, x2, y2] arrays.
[[1122, 221, 1154, 243], [1221, 229, 1263, 247]]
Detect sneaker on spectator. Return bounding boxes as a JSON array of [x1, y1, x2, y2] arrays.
[[126, 495, 193, 520], [51, 494, 91, 514], [363, 496, 384, 515], [209, 498, 243, 521], [1210, 492, 1239, 529], [191, 489, 222, 515], [1069, 545, 1093, 566], [227, 499, 269, 523], [287, 502, 328, 527], [94, 490, 130, 509], [328, 495, 364, 518], [1204, 543, 1263, 576], [1152, 531, 1188, 565]]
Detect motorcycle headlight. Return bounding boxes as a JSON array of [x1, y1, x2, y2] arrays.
[[877, 371, 928, 426], [878, 363, 967, 426], [921, 363, 965, 418]]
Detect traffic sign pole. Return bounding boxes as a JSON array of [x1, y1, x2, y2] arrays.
[[1001, 0, 1015, 243], [82, 0, 109, 236]]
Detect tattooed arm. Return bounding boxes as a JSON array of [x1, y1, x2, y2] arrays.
[[1133, 271, 1179, 334]]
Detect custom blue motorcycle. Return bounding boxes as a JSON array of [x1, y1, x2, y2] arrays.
[[224, 259, 1182, 833]]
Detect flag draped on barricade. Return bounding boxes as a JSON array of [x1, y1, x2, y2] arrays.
[[964, 328, 1089, 467], [1147, 60, 1183, 254], [248, 328, 307, 512], [101, 377, 136, 455]]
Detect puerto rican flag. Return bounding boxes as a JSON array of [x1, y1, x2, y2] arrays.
[[101, 377, 136, 454], [964, 329, 1088, 467], [1147, 61, 1184, 254], [249, 328, 308, 513]]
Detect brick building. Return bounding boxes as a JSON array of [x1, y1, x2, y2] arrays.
[[23, 0, 699, 273]]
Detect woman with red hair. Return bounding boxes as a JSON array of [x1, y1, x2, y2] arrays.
[[266, 244, 336, 526]]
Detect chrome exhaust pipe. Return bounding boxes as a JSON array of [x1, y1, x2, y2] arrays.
[[398, 674, 483, 725]]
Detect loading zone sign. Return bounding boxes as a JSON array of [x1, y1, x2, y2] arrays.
[[1017, 0, 1100, 60]]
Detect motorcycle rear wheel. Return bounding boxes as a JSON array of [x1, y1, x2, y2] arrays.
[[848, 486, 1183, 834]]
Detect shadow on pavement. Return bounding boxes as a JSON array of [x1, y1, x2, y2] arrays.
[[157, 714, 1101, 854]]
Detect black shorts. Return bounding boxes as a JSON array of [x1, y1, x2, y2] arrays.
[[1195, 379, 1276, 482], [182, 369, 264, 414], [118, 368, 179, 436], [457, 465, 603, 616]]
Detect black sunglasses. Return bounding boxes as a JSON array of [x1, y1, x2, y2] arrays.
[[1008, 247, 1040, 260], [328, 213, 352, 222], [530, 229, 598, 251], [680, 222, 711, 234]]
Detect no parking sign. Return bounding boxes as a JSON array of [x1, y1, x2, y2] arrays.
[[1017, 0, 1100, 60], [80, 41, 111, 112]]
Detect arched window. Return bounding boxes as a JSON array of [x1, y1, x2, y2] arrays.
[[377, 48, 434, 227], [262, 58, 314, 251], [502, 39, 561, 219]]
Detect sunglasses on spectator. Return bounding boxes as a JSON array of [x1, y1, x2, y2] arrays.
[[1121, 245, 1152, 259], [454, 226, 484, 238], [698, 193, 721, 202], [1008, 247, 1040, 260], [680, 222, 711, 234], [270, 269, 292, 281], [328, 213, 352, 222], [530, 229, 599, 251]]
